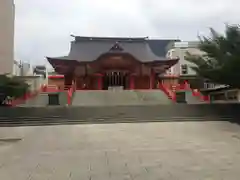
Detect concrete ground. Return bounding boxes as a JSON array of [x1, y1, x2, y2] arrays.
[[0, 121, 240, 180]]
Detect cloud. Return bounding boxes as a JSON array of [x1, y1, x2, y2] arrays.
[[15, 0, 240, 66]]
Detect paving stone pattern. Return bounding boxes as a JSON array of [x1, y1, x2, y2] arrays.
[[0, 121, 240, 179]]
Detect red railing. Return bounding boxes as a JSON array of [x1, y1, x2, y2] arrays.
[[42, 85, 62, 92], [191, 88, 210, 102], [8, 83, 77, 106], [159, 83, 176, 101], [41, 84, 75, 105], [171, 81, 190, 92], [67, 87, 73, 105], [67, 82, 76, 105], [41, 85, 73, 92], [173, 81, 210, 102], [159, 81, 210, 103]]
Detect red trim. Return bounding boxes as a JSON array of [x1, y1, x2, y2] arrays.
[[48, 75, 64, 79]]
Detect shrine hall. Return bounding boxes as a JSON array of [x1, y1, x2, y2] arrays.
[[47, 36, 179, 90]]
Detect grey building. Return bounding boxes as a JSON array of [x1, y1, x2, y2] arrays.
[[0, 0, 15, 74]]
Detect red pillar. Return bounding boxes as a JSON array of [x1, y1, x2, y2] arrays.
[[129, 75, 135, 90], [149, 74, 152, 89], [96, 73, 103, 90], [149, 71, 155, 89]]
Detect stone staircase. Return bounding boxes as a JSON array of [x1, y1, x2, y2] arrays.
[[0, 104, 238, 126], [71, 90, 172, 106]]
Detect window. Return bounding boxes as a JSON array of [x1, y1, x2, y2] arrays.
[[181, 64, 188, 75], [168, 68, 172, 74]]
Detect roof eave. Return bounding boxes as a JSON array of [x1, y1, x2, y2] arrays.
[[143, 58, 179, 64]]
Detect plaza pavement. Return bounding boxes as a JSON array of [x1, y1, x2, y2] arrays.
[[0, 121, 240, 180]]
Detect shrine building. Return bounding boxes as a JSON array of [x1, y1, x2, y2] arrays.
[[47, 36, 179, 90]]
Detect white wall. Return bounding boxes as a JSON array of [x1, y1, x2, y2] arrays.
[[20, 76, 45, 92], [21, 62, 34, 76], [13, 60, 21, 76], [12, 61, 35, 76], [0, 0, 15, 74]]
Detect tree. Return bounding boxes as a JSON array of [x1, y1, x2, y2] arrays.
[[0, 74, 29, 105], [185, 24, 240, 88]]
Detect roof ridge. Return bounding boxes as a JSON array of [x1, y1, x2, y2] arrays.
[[74, 36, 148, 42]]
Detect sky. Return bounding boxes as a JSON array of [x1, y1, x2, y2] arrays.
[[15, 0, 240, 66]]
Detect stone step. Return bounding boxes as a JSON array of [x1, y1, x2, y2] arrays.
[[0, 115, 234, 127]]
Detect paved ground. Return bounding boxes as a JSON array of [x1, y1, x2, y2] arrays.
[[0, 121, 240, 180]]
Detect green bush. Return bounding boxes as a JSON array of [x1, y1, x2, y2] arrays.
[[0, 74, 29, 104]]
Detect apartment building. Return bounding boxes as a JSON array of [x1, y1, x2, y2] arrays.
[[166, 41, 203, 76], [0, 0, 15, 74]]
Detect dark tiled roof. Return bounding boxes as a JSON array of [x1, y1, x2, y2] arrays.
[[48, 36, 180, 62], [147, 39, 181, 57]]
